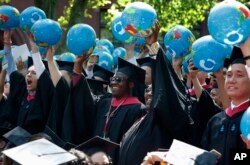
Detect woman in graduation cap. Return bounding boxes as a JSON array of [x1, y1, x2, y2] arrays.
[[201, 37, 250, 165], [1, 30, 54, 134]]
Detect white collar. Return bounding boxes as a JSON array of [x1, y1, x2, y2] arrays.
[[231, 99, 250, 110]]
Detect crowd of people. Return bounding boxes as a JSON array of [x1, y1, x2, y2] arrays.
[[1, 4, 250, 165]]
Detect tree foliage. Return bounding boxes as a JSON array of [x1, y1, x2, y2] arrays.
[[0, 0, 10, 3], [106, 0, 250, 34]]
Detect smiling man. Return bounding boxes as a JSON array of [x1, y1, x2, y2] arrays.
[[201, 57, 250, 165], [93, 57, 146, 164]]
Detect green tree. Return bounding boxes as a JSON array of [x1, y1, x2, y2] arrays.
[[33, 0, 58, 19], [0, 0, 10, 3], [106, 0, 250, 35]]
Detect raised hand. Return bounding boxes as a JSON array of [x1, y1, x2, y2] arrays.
[[146, 21, 160, 45]]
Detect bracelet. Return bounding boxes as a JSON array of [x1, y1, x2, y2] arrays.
[[243, 56, 250, 61]]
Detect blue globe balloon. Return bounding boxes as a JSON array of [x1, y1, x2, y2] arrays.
[[208, 1, 250, 45], [19, 6, 46, 33], [59, 52, 75, 62], [67, 24, 96, 56], [164, 25, 195, 58], [192, 35, 230, 72], [111, 15, 136, 44], [0, 5, 20, 30], [95, 51, 114, 71], [121, 2, 157, 38], [31, 19, 62, 47], [112, 47, 127, 65], [96, 39, 114, 54], [240, 107, 250, 140]]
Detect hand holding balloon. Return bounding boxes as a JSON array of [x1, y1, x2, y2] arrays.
[[146, 21, 160, 45]]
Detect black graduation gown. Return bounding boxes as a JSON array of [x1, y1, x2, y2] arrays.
[[201, 110, 247, 165], [118, 49, 192, 165], [94, 98, 145, 143], [188, 90, 222, 147], [46, 77, 70, 137], [4, 71, 54, 134], [61, 74, 95, 145], [0, 96, 11, 135]]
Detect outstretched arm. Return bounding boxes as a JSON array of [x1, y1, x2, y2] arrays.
[[47, 47, 62, 87], [188, 59, 202, 99]]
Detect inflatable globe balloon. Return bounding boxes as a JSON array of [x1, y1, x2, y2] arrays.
[[240, 107, 250, 140], [112, 47, 127, 65], [19, 6, 46, 33], [95, 51, 114, 71], [31, 19, 62, 47], [208, 0, 250, 45], [96, 39, 114, 54], [192, 35, 230, 72], [67, 23, 96, 56], [0, 5, 20, 30], [121, 2, 157, 38], [59, 52, 75, 62], [164, 25, 195, 58], [111, 15, 135, 44]]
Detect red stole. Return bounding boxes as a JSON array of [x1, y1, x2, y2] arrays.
[[225, 101, 249, 118], [111, 97, 141, 107]]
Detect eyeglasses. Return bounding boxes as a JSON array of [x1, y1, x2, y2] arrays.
[[110, 76, 127, 83]]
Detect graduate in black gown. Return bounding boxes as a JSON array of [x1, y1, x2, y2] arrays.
[[61, 54, 95, 145], [45, 47, 76, 138], [93, 57, 146, 142], [201, 57, 250, 165], [94, 57, 146, 164], [118, 47, 192, 165], [2, 30, 54, 134]]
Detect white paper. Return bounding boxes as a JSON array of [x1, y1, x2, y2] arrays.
[[165, 139, 208, 165], [11, 44, 30, 62], [3, 139, 77, 165]]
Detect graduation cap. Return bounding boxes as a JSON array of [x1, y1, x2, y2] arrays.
[[136, 57, 156, 69], [224, 46, 244, 68], [75, 136, 119, 155], [87, 78, 109, 95], [93, 64, 114, 82], [2, 138, 77, 165], [3, 126, 31, 146], [44, 126, 76, 151], [117, 57, 145, 84]]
